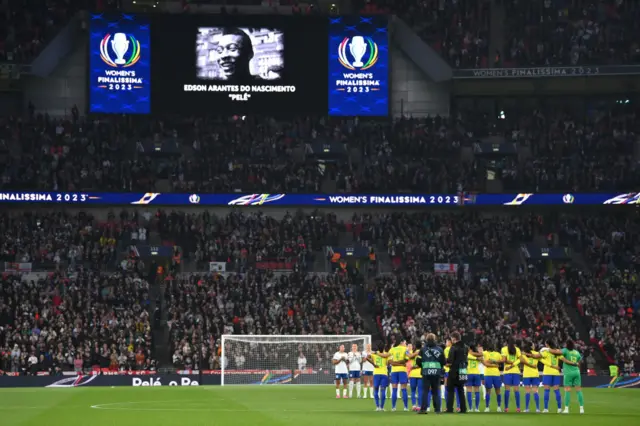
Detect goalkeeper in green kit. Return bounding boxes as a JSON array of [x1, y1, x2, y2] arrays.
[[559, 340, 584, 414]]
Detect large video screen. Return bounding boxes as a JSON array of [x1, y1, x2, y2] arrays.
[[88, 14, 152, 114], [87, 13, 389, 116]]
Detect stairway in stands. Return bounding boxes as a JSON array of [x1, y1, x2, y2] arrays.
[[151, 275, 172, 369]]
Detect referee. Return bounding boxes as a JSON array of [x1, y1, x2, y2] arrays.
[[446, 331, 468, 413], [418, 333, 445, 414]]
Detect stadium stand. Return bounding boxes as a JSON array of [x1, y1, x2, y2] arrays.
[[4, 108, 639, 193], [0, 0, 81, 63], [166, 271, 366, 369], [369, 272, 586, 354], [0, 270, 155, 374], [0, 0, 638, 381], [503, 0, 640, 67]]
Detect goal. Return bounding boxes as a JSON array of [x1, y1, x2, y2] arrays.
[[220, 335, 372, 386]]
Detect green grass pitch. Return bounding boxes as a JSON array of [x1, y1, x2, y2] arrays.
[[0, 386, 637, 425]]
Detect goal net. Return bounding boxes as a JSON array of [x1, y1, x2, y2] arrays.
[[221, 335, 372, 385]]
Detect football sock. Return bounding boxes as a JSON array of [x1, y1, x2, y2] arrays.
[[554, 389, 562, 408], [544, 389, 550, 409]]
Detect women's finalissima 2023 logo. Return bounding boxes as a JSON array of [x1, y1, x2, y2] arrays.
[[338, 36, 379, 71], [100, 32, 141, 68]]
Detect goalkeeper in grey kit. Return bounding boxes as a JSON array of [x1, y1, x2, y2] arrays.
[[418, 333, 446, 414]]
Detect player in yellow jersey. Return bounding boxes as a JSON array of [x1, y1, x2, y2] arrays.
[[501, 337, 522, 412], [442, 339, 461, 411], [482, 339, 504, 412], [366, 341, 390, 411], [527, 338, 563, 413], [466, 343, 484, 412], [388, 336, 416, 411], [521, 341, 541, 412], [406, 343, 422, 411]]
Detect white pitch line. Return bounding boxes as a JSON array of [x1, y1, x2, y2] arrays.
[[90, 400, 374, 412]]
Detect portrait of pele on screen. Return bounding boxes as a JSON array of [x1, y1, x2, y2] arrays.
[[196, 27, 284, 83]]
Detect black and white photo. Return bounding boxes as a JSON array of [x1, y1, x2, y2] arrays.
[[196, 27, 284, 82]]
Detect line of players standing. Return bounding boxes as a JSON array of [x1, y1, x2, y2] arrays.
[[332, 335, 585, 414]]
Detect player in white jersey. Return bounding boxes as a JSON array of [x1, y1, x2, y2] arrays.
[[479, 358, 487, 398], [348, 344, 363, 398], [361, 343, 375, 399], [332, 344, 349, 398]]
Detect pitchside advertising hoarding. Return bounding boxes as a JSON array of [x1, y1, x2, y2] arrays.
[[88, 13, 389, 116], [0, 371, 638, 388], [1, 191, 640, 206]]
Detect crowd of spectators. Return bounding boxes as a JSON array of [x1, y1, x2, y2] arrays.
[[574, 272, 639, 373], [0, 208, 636, 375], [369, 270, 601, 370], [537, 211, 640, 372], [153, 210, 339, 272], [503, 0, 640, 68], [347, 211, 539, 275], [477, 102, 640, 192], [0, 270, 155, 374], [3, 107, 638, 194], [398, 0, 491, 69], [0, 0, 81, 63], [363, 0, 640, 69], [0, 211, 128, 270], [167, 271, 365, 370]]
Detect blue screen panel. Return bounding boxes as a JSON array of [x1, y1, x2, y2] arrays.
[[328, 16, 389, 116], [89, 13, 151, 114]]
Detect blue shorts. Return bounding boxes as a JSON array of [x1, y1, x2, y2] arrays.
[[444, 372, 449, 379], [335, 373, 348, 381], [349, 371, 361, 379], [485, 376, 502, 389], [504, 373, 521, 386], [373, 374, 389, 388], [390, 372, 408, 385], [409, 377, 422, 388], [467, 374, 482, 387], [523, 377, 540, 386], [362, 371, 373, 376], [542, 375, 562, 387]]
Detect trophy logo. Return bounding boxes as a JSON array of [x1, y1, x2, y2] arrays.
[[349, 36, 367, 67], [338, 35, 379, 71], [99, 32, 141, 68]]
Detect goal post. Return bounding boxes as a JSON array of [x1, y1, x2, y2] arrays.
[[220, 335, 372, 386]]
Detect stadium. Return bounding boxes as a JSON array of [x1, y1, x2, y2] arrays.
[[0, 0, 638, 425]]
